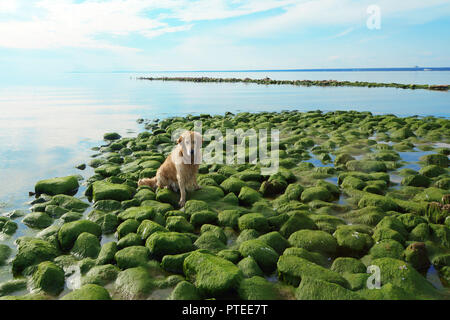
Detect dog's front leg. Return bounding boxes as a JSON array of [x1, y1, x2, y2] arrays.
[[178, 176, 186, 208]]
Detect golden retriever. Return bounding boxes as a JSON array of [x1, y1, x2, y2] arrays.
[[138, 131, 202, 207]]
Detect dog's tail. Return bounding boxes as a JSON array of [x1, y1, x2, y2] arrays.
[[138, 177, 157, 189]]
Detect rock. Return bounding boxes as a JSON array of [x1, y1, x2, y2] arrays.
[[156, 188, 179, 207], [61, 284, 111, 300], [238, 276, 282, 300], [166, 216, 194, 233], [279, 213, 317, 238], [239, 240, 279, 273], [397, 213, 427, 232], [118, 206, 159, 223], [283, 184, 304, 201], [188, 186, 224, 202], [295, 278, 362, 300], [419, 165, 446, 178], [401, 174, 431, 188], [420, 154, 448, 168], [220, 177, 246, 195], [334, 154, 355, 166], [404, 242, 430, 272], [183, 251, 243, 297], [22, 212, 53, 229], [300, 187, 333, 203], [358, 194, 398, 211], [331, 257, 366, 274], [71, 232, 101, 259], [92, 181, 135, 202], [0, 279, 27, 296], [238, 186, 262, 206], [184, 200, 209, 216], [346, 160, 387, 173], [217, 249, 241, 264], [277, 255, 349, 288], [238, 213, 269, 232], [58, 220, 102, 251], [93, 199, 122, 212], [115, 246, 150, 269], [136, 220, 167, 241], [409, 223, 431, 242], [0, 244, 12, 265], [190, 210, 218, 228], [194, 231, 226, 253], [82, 264, 119, 286], [145, 232, 193, 259], [168, 281, 201, 300], [341, 176, 366, 190], [46, 194, 89, 212], [282, 247, 327, 267], [103, 132, 121, 141], [218, 210, 240, 229], [237, 256, 264, 278], [96, 242, 117, 265], [12, 239, 59, 274], [61, 211, 83, 222], [369, 239, 404, 260], [0, 217, 18, 235], [333, 225, 374, 257], [257, 231, 290, 255], [31, 261, 65, 296], [35, 176, 79, 196], [161, 252, 192, 274], [117, 219, 140, 239], [114, 267, 155, 299], [133, 189, 156, 203], [117, 233, 142, 249], [288, 229, 337, 255]]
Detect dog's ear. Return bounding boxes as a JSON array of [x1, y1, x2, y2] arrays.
[[177, 136, 183, 144]]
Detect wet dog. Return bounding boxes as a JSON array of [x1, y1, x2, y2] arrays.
[[138, 131, 202, 207]]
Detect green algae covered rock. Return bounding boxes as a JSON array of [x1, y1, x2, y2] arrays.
[[333, 225, 374, 257], [71, 232, 101, 259], [368, 239, 404, 260], [280, 213, 317, 238], [238, 276, 282, 300], [420, 154, 449, 168], [239, 239, 279, 273], [282, 247, 327, 267], [146, 231, 193, 259], [300, 186, 332, 203], [156, 188, 179, 208], [194, 231, 226, 253], [161, 252, 193, 274], [188, 186, 224, 202], [296, 278, 362, 300], [237, 256, 264, 278], [58, 220, 102, 251], [0, 244, 12, 265], [370, 257, 442, 299], [136, 219, 168, 240], [0, 217, 18, 235], [35, 175, 79, 196], [346, 160, 387, 173], [115, 246, 150, 269], [96, 242, 117, 265], [118, 206, 159, 222], [92, 180, 135, 202], [238, 186, 262, 206], [184, 200, 209, 216], [61, 284, 111, 300], [257, 231, 290, 255], [218, 210, 240, 229], [0, 279, 27, 296], [166, 216, 194, 233], [117, 233, 142, 249], [401, 174, 431, 188], [238, 213, 269, 232], [117, 219, 140, 239], [31, 261, 64, 296], [288, 229, 337, 255], [47, 194, 90, 213], [22, 212, 53, 229], [403, 242, 430, 272], [331, 257, 366, 274], [358, 194, 398, 212], [220, 177, 246, 195], [82, 264, 119, 286], [169, 281, 202, 300], [114, 266, 155, 299], [277, 255, 349, 288], [183, 251, 243, 297], [190, 210, 218, 228], [12, 239, 59, 274]]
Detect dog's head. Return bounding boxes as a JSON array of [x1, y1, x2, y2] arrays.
[[177, 131, 202, 164]]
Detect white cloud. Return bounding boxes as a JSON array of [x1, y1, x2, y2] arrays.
[[0, 0, 18, 13]]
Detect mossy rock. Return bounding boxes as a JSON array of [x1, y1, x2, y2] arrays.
[[58, 220, 102, 251], [239, 239, 279, 273], [31, 261, 65, 296], [145, 232, 193, 259], [82, 264, 119, 286], [46, 194, 89, 213], [117, 233, 142, 249], [341, 176, 366, 190], [190, 210, 218, 228], [194, 231, 226, 253], [397, 213, 427, 232], [419, 165, 446, 178], [168, 281, 202, 300], [369, 239, 404, 260], [0, 279, 27, 296], [187, 186, 224, 202], [96, 242, 117, 265], [401, 174, 431, 188], [118, 206, 159, 223], [61, 284, 112, 300], [115, 246, 150, 269], [218, 210, 240, 229], [373, 227, 406, 245], [184, 200, 209, 216], [282, 247, 327, 267], [220, 177, 246, 195], [238, 186, 263, 206], [288, 229, 337, 255], [0, 244, 12, 265], [238, 276, 283, 300], [300, 187, 333, 203], [161, 252, 193, 274], [257, 231, 290, 255], [217, 249, 241, 264], [71, 232, 101, 259], [333, 225, 374, 257], [136, 220, 168, 240], [420, 154, 448, 168], [237, 256, 264, 278], [238, 213, 269, 232], [61, 211, 83, 222], [133, 189, 156, 203], [358, 194, 398, 212], [296, 278, 362, 300], [409, 223, 431, 242], [92, 180, 135, 202], [277, 255, 349, 288], [404, 242, 430, 272], [156, 188, 180, 208], [280, 213, 317, 238], [22, 212, 53, 229], [117, 219, 140, 239], [114, 266, 155, 299], [283, 184, 304, 201], [140, 200, 174, 216], [183, 251, 243, 297], [35, 176, 79, 196], [346, 160, 387, 173], [331, 257, 366, 274], [166, 216, 194, 233], [12, 239, 59, 274]]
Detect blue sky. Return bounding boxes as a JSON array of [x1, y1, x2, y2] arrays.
[[1, 0, 450, 73]]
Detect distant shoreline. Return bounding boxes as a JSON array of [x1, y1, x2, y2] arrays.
[[137, 76, 449, 91], [69, 67, 450, 74]]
